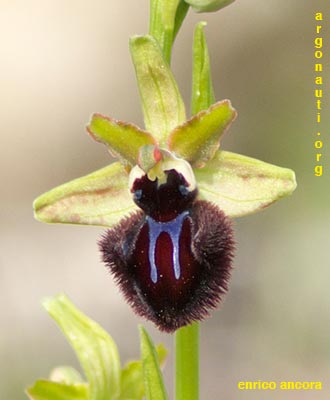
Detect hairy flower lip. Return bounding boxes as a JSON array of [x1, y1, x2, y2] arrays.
[[99, 199, 235, 332]]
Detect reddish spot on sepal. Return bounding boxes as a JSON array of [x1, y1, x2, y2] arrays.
[[99, 169, 234, 332]]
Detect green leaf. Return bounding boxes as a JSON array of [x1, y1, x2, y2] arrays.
[[26, 380, 88, 400], [168, 100, 237, 167], [130, 35, 186, 145], [195, 150, 297, 217], [139, 326, 168, 400], [43, 294, 121, 400], [185, 0, 235, 13], [191, 21, 215, 115], [87, 114, 156, 166], [33, 162, 138, 228], [49, 366, 84, 384], [120, 343, 168, 400]]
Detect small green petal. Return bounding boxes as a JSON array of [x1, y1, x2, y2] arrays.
[[191, 21, 215, 115], [43, 294, 121, 400], [130, 35, 186, 145], [195, 150, 297, 217], [87, 114, 156, 166], [119, 344, 168, 400], [33, 162, 138, 228], [26, 380, 88, 400], [168, 100, 237, 167], [139, 326, 169, 400], [185, 0, 235, 13]]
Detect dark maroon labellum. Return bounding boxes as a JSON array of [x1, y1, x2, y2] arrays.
[[100, 169, 234, 332]]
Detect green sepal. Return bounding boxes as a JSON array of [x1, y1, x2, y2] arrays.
[[191, 21, 215, 115], [194, 150, 297, 217], [26, 380, 88, 400], [168, 100, 237, 167], [185, 0, 235, 13], [33, 162, 138, 228], [43, 294, 121, 400], [119, 344, 168, 400], [87, 114, 156, 166], [130, 35, 186, 145], [139, 326, 169, 400]]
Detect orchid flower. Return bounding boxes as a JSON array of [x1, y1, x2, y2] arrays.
[[33, 31, 296, 332]]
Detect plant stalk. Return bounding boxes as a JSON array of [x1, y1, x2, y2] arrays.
[[175, 322, 200, 400]]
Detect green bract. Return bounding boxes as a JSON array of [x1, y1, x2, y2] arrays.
[[33, 31, 296, 227], [185, 0, 235, 13]]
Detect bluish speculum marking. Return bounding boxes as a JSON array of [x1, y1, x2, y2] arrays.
[[147, 211, 189, 283]]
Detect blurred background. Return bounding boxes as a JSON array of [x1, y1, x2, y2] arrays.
[[1, 0, 330, 399]]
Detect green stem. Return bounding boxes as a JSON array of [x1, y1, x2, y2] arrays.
[[175, 322, 200, 400]]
